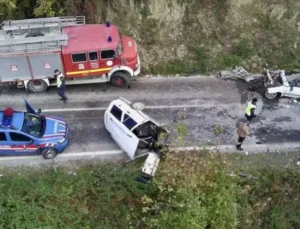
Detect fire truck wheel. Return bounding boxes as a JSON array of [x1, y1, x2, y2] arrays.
[[28, 80, 48, 93], [110, 72, 130, 88]]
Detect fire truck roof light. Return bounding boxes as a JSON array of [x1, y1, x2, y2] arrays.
[[105, 21, 110, 27], [108, 36, 112, 42]]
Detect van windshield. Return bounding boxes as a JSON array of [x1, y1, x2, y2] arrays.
[[21, 113, 45, 138]]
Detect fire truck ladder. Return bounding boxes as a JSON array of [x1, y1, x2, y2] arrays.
[[1, 16, 85, 31], [0, 33, 69, 52]]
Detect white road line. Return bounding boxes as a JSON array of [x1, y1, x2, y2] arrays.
[[0, 150, 123, 161], [41, 104, 242, 113], [0, 142, 300, 163], [141, 75, 215, 80]]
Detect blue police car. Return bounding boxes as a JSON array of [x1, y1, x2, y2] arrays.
[[0, 99, 70, 159]]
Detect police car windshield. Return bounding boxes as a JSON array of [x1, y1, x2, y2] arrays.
[[21, 113, 44, 138]]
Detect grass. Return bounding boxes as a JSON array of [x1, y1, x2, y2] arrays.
[[1, 151, 300, 228]]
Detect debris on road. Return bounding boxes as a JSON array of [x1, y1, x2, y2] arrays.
[[217, 67, 263, 82], [218, 67, 300, 100]]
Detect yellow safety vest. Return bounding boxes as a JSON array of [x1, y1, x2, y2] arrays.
[[56, 73, 64, 88], [245, 101, 256, 116]]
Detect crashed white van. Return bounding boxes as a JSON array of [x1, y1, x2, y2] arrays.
[[265, 70, 300, 100], [104, 97, 169, 159]]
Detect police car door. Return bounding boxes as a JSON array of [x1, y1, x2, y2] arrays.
[[8, 132, 38, 155], [23, 98, 37, 114], [0, 132, 11, 155]]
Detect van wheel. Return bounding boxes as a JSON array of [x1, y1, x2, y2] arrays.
[[110, 72, 130, 88], [42, 148, 58, 159], [264, 90, 279, 100], [28, 80, 48, 93]]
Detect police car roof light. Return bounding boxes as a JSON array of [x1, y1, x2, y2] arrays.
[[108, 36, 112, 42], [2, 107, 14, 126], [105, 21, 110, 27]]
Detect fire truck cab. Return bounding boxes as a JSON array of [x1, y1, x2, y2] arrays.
[[0, 16, 141, 92]]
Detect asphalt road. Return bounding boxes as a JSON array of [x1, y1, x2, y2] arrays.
[[1, 77, 300, 156]]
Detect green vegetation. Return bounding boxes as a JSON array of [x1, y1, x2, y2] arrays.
[[1, 151, 300, 228]]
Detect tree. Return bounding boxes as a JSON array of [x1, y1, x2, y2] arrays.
[[0, 0, 17, 21], [33, 0, 64, 17]]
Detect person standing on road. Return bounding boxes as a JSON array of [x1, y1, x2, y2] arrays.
[[245, 98, 257, 124], [54, 69, 67, 102], [236, 120, 249, 151]]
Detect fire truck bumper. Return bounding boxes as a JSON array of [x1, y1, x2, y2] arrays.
[[133, 55, 141, 77]]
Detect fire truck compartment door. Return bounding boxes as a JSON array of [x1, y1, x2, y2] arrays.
[[28, 53, 63, 79], [0, 56, 31, 82]]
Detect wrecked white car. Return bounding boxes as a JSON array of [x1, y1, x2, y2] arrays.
[[104, 97, 169, 159], [265, 70, 300, 100]]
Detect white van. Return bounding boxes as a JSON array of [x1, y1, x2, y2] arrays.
[[104, 97, 169, 159]]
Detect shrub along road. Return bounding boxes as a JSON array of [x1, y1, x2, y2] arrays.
[[0, 76, 300, 163]]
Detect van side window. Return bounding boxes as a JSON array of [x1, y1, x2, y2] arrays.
[[72, 53, 87, 62], [10, 132, 31, 142], [89, 52, 98, 61], [0, 132, 6, 141], [110, 105, 122, 121], [101, 50, 115, 59], [123, 114, 137, 130]]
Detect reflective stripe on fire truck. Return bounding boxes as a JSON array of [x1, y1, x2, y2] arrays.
[[66, 67, 112, 76]]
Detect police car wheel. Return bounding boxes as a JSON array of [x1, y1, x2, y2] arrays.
[[110, 72, 130, 88], [42, 147, 58, 159], [28, 80, 48, 93]]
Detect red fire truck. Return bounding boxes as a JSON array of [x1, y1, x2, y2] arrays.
[[0, 16, 140, 92]]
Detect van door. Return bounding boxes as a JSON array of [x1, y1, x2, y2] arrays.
[[121, 113, 140, 159], [106, 105, 139, 159], [285, 85, 300, 98]]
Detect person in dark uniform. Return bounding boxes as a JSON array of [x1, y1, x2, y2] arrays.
[[54, 69, 67, 102]]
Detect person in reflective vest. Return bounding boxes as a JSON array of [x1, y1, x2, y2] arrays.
[[245, 98, 257, 123], [54, 69, 67, 102]]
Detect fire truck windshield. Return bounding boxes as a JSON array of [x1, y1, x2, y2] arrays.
[[22, 113, 44, 138]]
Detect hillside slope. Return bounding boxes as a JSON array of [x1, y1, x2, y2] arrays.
[[2, 0, 300, 74]]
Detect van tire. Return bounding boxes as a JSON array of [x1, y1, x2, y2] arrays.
[[264, 90, 279, 100], [110, 72, 130, 88], [27, 80, 48, 93]]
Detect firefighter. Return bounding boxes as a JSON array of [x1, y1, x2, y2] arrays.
[[54, 69, 67, 102], [245, 98, 257, 124]]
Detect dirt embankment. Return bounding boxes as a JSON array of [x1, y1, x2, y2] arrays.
[[82, 0, 300, 74]]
